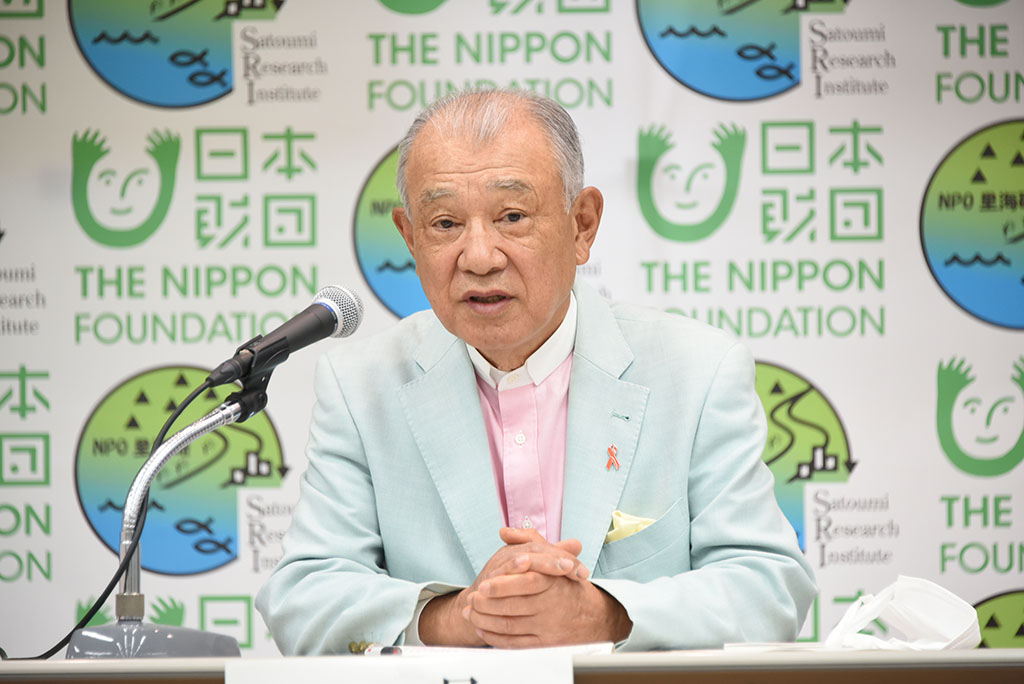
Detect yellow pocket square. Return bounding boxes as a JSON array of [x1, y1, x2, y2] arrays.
[[605, 510, 656, 543]]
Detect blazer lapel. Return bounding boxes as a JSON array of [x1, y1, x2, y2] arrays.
[[561, 283, 650, 571], [398, 320, 504, 575]]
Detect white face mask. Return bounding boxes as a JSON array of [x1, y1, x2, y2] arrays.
[[825, 575, 981, 650]]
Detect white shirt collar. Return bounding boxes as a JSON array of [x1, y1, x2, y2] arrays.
[[467, 291, 577, 391]]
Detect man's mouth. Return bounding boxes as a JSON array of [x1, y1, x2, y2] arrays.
[[469, 294, 508, 304]]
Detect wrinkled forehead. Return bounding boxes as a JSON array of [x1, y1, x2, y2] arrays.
[[416, 176, 537, 209], [405, 117, 559, 195]]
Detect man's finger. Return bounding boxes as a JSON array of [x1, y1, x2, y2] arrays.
[[475, 628, 544, 649], [552, 539, 589, 579], [479, 571, 564, 599], [487, 548, 588, 580], [495, 552, 531, 575], [493, 529, 589, 579], [522, 550, 589, 580], [482, 551, 545, 581], [469, 592, 542, 618], [466, 608, 537, 638], [554, 538, 583, 556], [499, 527, 546, 545]]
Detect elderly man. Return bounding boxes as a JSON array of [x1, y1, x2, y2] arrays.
[[256, 89, 815, 653]]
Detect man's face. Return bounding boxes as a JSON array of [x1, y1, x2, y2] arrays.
[[393, 111, 601, 370]]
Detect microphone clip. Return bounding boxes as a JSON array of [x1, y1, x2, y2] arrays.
[[206, 334, 283, 422], [206, 333, 291, 388], [222, 336, 283, 422], [223, 376, 270, 424]]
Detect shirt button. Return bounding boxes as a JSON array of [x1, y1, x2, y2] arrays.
[[523, 516, 533, 529], [507, 373, 520, 385], [514, 431, 526, 446]]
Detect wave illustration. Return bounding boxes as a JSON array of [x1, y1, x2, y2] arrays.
[[945, 253, 1011, 267], [92, 31, 159, 45], [660, 25, 726, 40], [377, 259, 416, 273], [98, 498, 165, 512]]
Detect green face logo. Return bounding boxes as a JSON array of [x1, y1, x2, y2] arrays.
[[975, 590, 1024, 648], [637, 123, 745, 242], [71, 129, 180, 248], [937, 357, 1024, 477], [377, 0, 447, 14]]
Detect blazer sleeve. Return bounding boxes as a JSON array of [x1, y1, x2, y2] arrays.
[[254, 354, 457, 655], [591, 341, 817, 651]]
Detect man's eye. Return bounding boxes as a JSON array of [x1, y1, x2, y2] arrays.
[[505, 212, 523, 223], [437, 219, 455, 229]]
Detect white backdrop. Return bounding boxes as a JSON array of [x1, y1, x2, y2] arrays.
[[1, 0, 1022, 657]]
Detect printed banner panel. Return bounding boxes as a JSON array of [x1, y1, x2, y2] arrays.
[[0, 0, 1022, 657]]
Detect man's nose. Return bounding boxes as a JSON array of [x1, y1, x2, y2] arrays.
[[457, 219, 507, 274]]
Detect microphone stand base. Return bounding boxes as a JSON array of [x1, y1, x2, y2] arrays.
[[65, 620, 241, 659]]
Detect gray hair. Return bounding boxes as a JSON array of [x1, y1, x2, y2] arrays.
[[395, 89, 585, 212]]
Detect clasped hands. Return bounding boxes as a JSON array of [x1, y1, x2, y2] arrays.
[[419, 527, 631, 648]]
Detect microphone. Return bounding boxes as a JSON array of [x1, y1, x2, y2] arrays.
[[207, 285, 363, 387]]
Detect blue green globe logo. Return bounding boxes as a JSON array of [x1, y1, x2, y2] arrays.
[[75, 366, 286, 575], [636, 0, 801, 101], [920, 119, 1024, 329], [353, 146, 430, 319], [69, 0, 284, 108]]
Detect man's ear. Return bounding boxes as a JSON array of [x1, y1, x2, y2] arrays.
[[572, 186, 603, 265], [393, 206, 416, 255]]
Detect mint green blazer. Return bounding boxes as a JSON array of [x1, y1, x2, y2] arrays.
[[256, 281, 815, 654]]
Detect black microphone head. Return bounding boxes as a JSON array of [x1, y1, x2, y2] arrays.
[[315, 285, 363, 338]]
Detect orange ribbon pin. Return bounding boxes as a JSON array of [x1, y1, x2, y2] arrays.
[[606, 444, 620, 471]]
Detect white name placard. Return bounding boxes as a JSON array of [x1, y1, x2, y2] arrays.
[[226, 649, 574, 684]]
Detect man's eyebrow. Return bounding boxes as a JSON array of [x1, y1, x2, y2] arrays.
[[418, 187, 456, 205], [488, 178, 534, 194]]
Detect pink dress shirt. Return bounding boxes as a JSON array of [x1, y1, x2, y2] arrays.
[[467, 293, 577, 543]]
